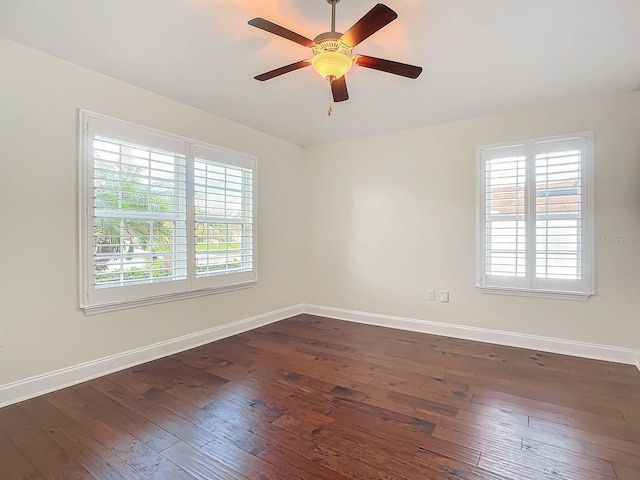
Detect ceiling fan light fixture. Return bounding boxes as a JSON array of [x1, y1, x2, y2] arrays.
[[311, 50, 353, 80], [249, 2, 422, 101]]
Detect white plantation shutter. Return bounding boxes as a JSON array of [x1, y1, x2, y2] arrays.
[[534, 138, 586, 292], [482, 147, 528, 289], [80, 112, 257, 313], [477, 133, 593, 298], [85, 117, 189, 307], [191, 144, 256, 290]]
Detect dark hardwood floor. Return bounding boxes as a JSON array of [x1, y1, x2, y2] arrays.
[[1, 314, 639, 479]]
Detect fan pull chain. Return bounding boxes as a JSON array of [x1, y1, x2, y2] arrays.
[[328, 105, 333, 116]]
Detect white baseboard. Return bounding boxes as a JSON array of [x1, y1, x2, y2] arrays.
[[0, 304, 304, 408], [303, 304, 640, 368]]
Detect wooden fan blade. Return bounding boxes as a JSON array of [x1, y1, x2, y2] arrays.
[[331, 76, 349, 102], [355, 55, 423, 78], [340, 4, 397, 47], [254, 60, 311, 81], [248, 18, 315, 48]]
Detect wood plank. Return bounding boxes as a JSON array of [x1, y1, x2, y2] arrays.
[[614, 462, 640, 480], [18, 396, 147, 480], [9, 423, 96, 479], [162, 441, 249, 480], [141, 387, 269, 456], [72, 385, 181, 453], [0, 427, 45, 480], [110, 437, 196, 480], [45, 390, 130, 449], [91, 376, 218, 448], [479, 448, 615, 480], [521, 437, 616, 478], [200, 436, 301, 480], [258, 444, 351, 480]]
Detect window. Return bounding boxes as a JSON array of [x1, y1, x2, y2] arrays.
[[476, 133, 593, 300], [79, 111, 256, 314]]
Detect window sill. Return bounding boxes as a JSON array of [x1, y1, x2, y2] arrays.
[[83, 281, 257, 315], [477, 286, 592, 302]]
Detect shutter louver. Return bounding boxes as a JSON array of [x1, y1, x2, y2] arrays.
[[92, 136, 187, 288], [535, 150, 582, 280], [194, 159, 254, 278], [484, 155, 527, 278]]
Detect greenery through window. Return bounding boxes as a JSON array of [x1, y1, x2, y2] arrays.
[[93, 137, 187, 287]]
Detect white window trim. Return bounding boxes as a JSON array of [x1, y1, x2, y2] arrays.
[[78, 110, 258, 315], [476, 132, 594, 300]]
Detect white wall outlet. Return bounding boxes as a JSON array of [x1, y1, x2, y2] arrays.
[[284, 280, 292, 290], [440, 290, 449, 302], [427, 289, 436, 301]]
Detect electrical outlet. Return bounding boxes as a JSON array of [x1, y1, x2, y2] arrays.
[[284, 280, 292, 290], [427, 289, 436, 301], [440, 290, 449, 303]]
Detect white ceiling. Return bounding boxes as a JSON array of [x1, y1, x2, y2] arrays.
[[1, 0, 639, 146]]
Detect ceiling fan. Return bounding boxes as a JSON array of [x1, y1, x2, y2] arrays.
[[248, 0, 423, 103]]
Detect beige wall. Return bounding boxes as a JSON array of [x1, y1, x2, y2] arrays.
[[0, 37, 306, 385], [1, 36, 639, 389], [305, 92, 640, 349]]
